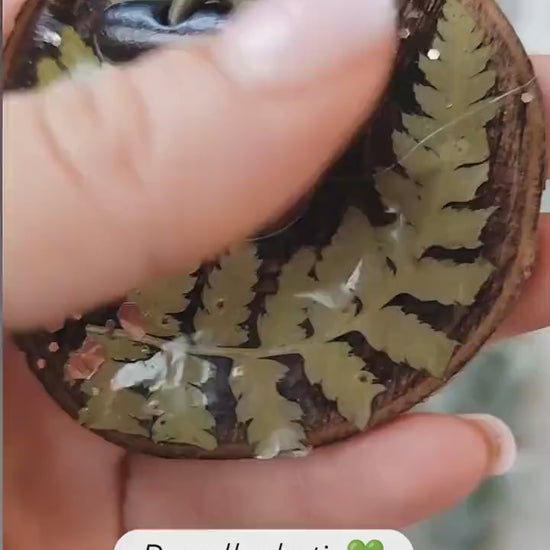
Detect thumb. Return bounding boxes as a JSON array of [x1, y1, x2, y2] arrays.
[[4, 0, 396, 329]]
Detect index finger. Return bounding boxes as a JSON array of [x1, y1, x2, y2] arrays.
[[4, 2, 395, 329]]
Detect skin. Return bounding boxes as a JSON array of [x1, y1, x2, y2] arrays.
[[3, 0, 550, 547]]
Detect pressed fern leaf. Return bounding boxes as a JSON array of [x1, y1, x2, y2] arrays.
[[58, 26, 98, 69], [382, 0, 497, 250], [358, 0, 497, 377], [259, 208, 383, 347], [36, 26, 100, 87], [36, 58, 62, 87], [258, 249, 317, 348], [83, 336, 217, 449], [359, 308, 458, 376], [107, 336, 189, 392], [126, 270, 197, 337], [301, 342, 385, 430], [229, 356, 306, 458], [90, 333, 151, 362], [335, 222, 463, 375], [194, 245, 258, 346], [400, 258, 493, 306], [148, 353, 217, 449], [79, 360, 151, 436], [401, 0, 496, 252], [416, 207, 496, 252], [307, 207, 382, 341]]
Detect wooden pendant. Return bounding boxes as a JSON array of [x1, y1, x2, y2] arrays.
[[4, 0, 547, 459]]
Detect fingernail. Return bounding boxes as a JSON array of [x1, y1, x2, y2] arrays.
[[458, 414, 517, 476], [213, 0, 396, 87]]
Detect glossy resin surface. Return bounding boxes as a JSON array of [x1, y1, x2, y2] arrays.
[[5, 0, 547, 458]]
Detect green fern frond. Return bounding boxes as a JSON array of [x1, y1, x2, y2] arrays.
[[400, 258, 494, 306], [36, 26, 100, 88], [355, 307, 457, 376], [148, 355, 217, 449], [58, 26, 99, 69], [260, 208, 381, 347], [258, 249, 317, 348], [79, 361, 151, 436], [363, 0, 497, 377], [415, 208, 495, 252], [36, 58, 63, 87], [127, 271, 197, 337], [302, 342, 385, 430], [194, 245, 258, 345], [91, 333, 151, 361], [307, 207, 382, 341], [229, 356, 306, 458]]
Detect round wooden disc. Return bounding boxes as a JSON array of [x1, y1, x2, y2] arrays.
[[5, 0, 547, 459]]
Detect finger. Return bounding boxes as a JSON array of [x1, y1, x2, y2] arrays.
[[2, 0, 25, 38], [124, 413, 511, 529], [3, 339, 124, 550], [4, 0, 396, 329]]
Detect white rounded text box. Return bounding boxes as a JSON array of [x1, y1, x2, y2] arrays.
[[115, 529, 413, 550]]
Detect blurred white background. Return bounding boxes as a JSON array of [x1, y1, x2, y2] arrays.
[[406, 1, 550, 548]]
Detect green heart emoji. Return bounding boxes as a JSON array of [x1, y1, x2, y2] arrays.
[[347, 540, 384, 550]]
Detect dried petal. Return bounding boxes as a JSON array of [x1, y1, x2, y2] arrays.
[[117, 301, 148, 340], [65, 337, 106, 381]]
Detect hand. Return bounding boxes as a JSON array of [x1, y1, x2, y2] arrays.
[[3, 0, 549, 547]]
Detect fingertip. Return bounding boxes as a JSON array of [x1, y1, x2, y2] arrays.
[[332, 413, 494, 526], [212, 0, 396, 89], [457, 414, 517, 477]]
